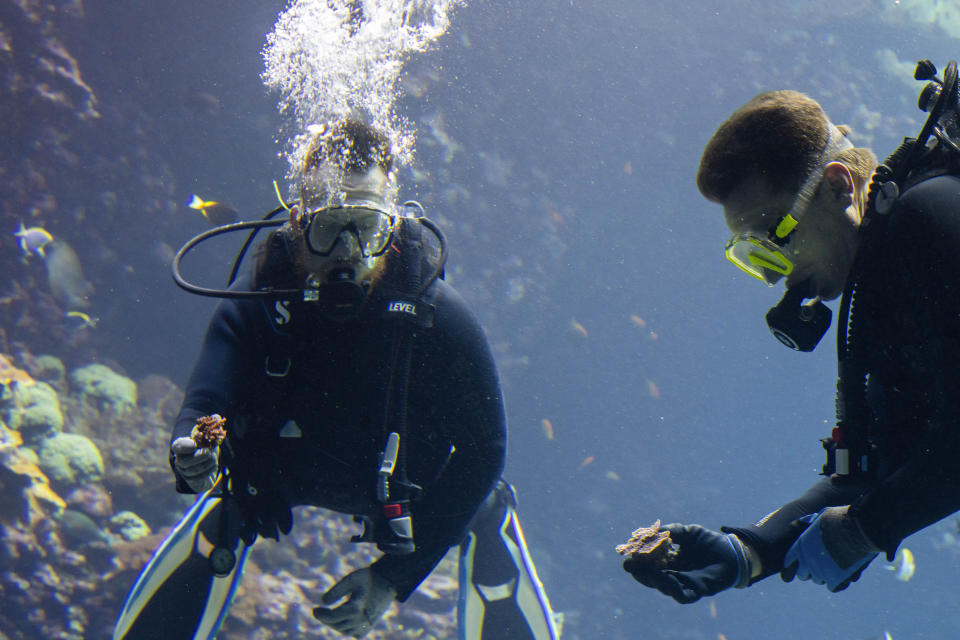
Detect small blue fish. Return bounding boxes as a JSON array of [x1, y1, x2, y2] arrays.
[[14, 222, 53, 258]]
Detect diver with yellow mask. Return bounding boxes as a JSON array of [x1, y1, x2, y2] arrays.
[[113, 119, 559, 640], [624, 60, 960, 604]]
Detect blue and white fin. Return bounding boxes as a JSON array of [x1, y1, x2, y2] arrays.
[[113, 478, 251, 640], [458, 481, 559, 640]]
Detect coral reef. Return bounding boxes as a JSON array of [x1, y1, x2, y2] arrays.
[[35, 432, 105, 488], [69, 364, 137, 415], [219, 509, 458, 640], [27, 354, 67, 390], [2, 380, 63, 442], [108, 511, 151, 542], [0, 350, 459, 639]]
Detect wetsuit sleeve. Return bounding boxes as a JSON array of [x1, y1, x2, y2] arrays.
[[371, 284, 506, 601], [848, 176, 960, 555], [168, 296, 259, 493], [721, 477, 871, 581]]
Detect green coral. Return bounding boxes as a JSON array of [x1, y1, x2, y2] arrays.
[[1, 382, 63, 443], [30, 355, 66, 388], [35, 432, 104, 488], [109, 510, 151, 541], [69, 363, 137, 414], [0, 419, 18, 449]]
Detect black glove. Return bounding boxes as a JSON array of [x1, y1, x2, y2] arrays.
[[313, 568, 397, 637], [623, 523, 753, 604], [228, 449, 293, 545]]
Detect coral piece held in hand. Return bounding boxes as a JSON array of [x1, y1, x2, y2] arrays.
[[616, 519, 679, 568], [190, 414, 227, 449]]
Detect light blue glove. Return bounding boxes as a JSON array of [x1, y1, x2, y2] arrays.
[[782, 506, 878, 592], [313, 567, 397, 637]]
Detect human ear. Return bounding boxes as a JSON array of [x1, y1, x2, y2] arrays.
[[822, 162, 854, 205]]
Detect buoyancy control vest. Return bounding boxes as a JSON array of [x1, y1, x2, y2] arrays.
[[241, 215, 444, 553]]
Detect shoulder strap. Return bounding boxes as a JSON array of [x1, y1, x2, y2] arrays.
[[379, 217, 437, 327], [252, 227, 299, 293], [251, 228, 299, 377]]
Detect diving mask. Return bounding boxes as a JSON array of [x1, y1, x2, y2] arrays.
[[725, 219, 798, 285], [305, 206, 396, 258], [724, 123, 854, 285]]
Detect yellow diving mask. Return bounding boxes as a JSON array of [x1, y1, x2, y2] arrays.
[[725, 215, 799, 285], [724, 123, 853, 285]]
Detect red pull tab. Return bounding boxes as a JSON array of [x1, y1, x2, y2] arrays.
[[383, 503, 403, 519]]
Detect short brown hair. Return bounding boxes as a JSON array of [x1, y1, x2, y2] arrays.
[[302, 119, 393, 176], [697, 91, 831, 203]]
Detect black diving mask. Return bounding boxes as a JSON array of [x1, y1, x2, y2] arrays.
[[305, 206, 396, 258]]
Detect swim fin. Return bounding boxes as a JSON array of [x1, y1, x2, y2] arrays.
[[113, 477, 252, 640], [458, 481, 560, 640]]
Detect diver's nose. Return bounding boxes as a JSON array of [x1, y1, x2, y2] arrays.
[[331, 230, 361, 258]]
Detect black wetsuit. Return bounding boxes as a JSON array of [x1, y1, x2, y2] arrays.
[[168, 266, 506, 601], [726, 173, 960, 579]]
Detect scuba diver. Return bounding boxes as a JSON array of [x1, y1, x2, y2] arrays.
[[623, 61, 960, 602], [113, 119, 559, 639]]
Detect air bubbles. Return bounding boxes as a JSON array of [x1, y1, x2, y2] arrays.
[[261, 0, 466, 184]]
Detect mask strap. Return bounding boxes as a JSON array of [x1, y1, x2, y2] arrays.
[[774, 124, 855, 240]]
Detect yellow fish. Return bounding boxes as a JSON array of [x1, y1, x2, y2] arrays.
[[65, 311, 99, 330], [187, 194, 241, 226], [885, 547, 915, 582]]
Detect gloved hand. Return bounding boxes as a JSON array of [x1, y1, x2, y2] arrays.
[[170, 436, 218, 493], [781, 506, 878, 592], [313, 568, 397, 637], [623, 523, 754, 604]]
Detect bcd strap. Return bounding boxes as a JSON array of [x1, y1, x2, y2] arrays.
[[253, 228, 299, 378], [381, 217, 437, 327]]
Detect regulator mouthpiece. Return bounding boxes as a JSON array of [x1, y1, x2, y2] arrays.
[[765, 283, 831, 352]]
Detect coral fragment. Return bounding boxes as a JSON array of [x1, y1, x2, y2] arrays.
[[616, 519, 679, 569], [191, 414, 227, 449]]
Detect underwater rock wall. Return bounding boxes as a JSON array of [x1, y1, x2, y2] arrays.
[[0, 351, 457, 639], [1, 0, 181, 368]]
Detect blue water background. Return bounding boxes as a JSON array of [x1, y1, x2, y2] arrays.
[[31, 0, 960, 637]]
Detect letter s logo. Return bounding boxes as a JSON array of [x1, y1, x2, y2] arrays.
[[274, 300, 291, 325]]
